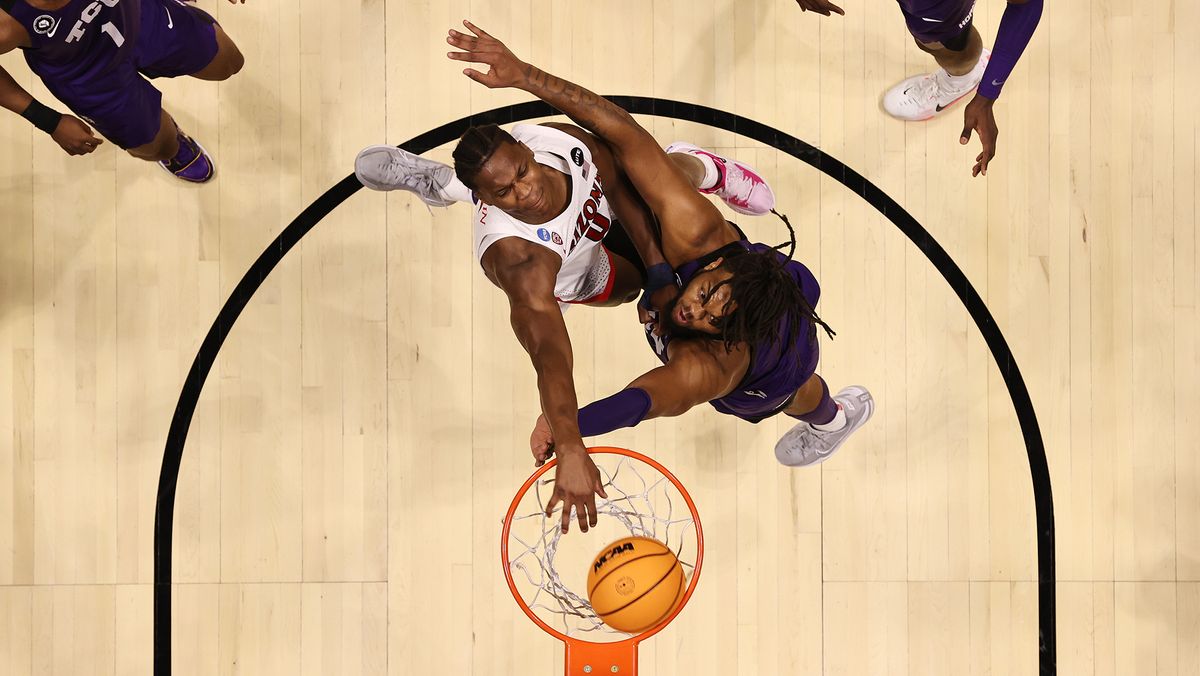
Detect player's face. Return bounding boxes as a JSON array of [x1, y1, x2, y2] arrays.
[[473, 142, 558, 223], [664, 262, 737, 337]]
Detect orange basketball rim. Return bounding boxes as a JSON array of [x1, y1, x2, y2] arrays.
[[501, 447, 705, 676]]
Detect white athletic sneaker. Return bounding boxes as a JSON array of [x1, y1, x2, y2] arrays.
[[774, 386, 874, 467], [881, 49, 991, 121], [354, 145, 458, 206], [665, 142, 776, 216]]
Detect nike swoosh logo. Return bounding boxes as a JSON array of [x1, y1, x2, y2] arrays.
[[935, 103, 948, 112], [921, 17, 944, 22], [991, 79, 1005, 86], [165, 7, 173, 29], [47, 18, 61, 37]]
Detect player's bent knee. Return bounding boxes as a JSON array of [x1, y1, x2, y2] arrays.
[[224, 48, 245, 79], [204, 27, 245, 81], [207, 49, 244, 81], [914, 37, 940, 54]]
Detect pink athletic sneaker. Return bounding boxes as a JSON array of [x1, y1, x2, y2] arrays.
[[666, 142, 776, 216]]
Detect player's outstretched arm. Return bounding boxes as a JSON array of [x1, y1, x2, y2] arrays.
[[446, 20, 725, 262], [960, 0, 1043, 177], [483, 238, 609, 534], [529, 340, 749, 463]]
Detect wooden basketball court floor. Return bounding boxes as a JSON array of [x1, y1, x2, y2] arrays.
[[1, 0, 1198, 674]]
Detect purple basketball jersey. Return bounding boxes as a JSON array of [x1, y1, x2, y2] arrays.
[[5, 0, 218, 149], [7, 0, 139, 79], [646, 239, 823, 424]]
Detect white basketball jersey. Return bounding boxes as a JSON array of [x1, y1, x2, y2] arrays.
[[473, 124, 616, 303]]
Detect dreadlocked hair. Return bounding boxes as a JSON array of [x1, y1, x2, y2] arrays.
[[452, 124, 518, 190], [710, 210, 835, 351]]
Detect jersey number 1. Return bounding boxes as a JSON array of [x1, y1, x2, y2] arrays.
[[100, 22, 124, 48]]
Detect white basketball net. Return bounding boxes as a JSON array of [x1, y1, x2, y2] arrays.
[[505, 454, 699, 638]]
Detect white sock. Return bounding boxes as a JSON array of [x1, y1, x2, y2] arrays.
[[942, 53, 986, 89], [939, 69, 974, 89], [813, 406, 846, 432], [678, 149, 721, 191], [440, 174, 473, 203]]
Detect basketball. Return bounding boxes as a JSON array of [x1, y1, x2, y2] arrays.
[[587, 536, 686, 633]]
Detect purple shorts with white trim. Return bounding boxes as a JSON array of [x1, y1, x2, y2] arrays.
[[896, 0, 976, 45]]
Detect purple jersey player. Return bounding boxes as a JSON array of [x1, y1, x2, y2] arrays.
[[0, 0, 247, 182], [444, 20, 874, 534], [796, 0, 1043, 177]]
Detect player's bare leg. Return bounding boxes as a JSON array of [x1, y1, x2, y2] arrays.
[[919, 24, 983, 77], [191, 24, 244, 82], [127, 109, 180, 162]]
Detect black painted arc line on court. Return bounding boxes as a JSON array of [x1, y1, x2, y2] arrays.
[[153, 97, 1056, 675]]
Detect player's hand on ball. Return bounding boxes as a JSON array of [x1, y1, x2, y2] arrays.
[[52, 115, 103, 156], [795, 0, 845, 16], [545, 444, 608, 534], [530, 414, 556, 466], [447, 20, 526, 89]]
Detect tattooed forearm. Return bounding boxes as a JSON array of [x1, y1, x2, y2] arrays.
[[519, 63, 637, 141]]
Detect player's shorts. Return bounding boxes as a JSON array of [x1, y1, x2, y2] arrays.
[[562, 246, 617, 304], [896, 0, 976, 47], [710, 335, 820, 424], [32, 0, 219, 149], [559, 218, 645, 305]]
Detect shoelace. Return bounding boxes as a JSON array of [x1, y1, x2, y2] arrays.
[[789, 423, 829, 455], [385, 159, 437, 195], [905, 74, 943, 103], [383, 158, 444, 213]]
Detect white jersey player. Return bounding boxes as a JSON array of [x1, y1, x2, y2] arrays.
[[354, 121, 774, 531], [471, 124, 624, 304]]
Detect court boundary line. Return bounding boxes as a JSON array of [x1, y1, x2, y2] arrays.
[[152, 97, 1056, 675]]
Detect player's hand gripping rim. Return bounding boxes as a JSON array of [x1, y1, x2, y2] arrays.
[[446, 20, 527, 89]]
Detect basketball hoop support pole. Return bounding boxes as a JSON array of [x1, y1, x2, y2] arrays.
[[565, 640, 638, 675]]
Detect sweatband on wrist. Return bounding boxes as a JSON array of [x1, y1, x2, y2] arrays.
[[578, 388, 652, 437], [645, 263, 675, 292], [21, 99, 62, 135], [639, 263, 677, 309], [977, 0, 1044, 100]]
